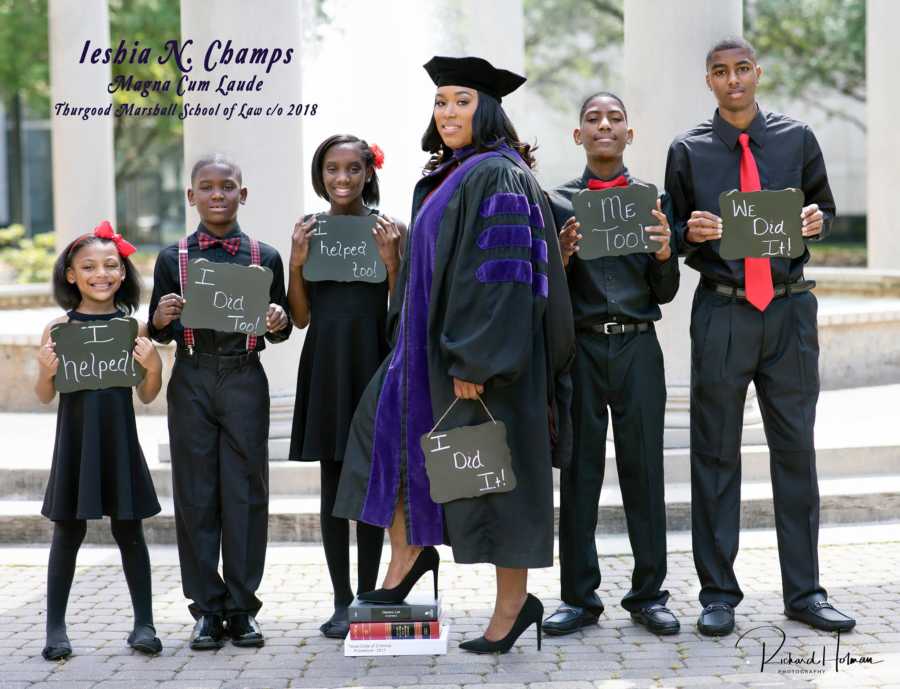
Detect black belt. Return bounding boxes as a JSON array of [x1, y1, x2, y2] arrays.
[[578, 321, 652, 336], [701, 277, 815, 300], [176, 348, 259, 370]]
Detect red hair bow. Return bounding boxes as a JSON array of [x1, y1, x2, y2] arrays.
[[370, 143, 385, 169], [93, 221, 137, 258]]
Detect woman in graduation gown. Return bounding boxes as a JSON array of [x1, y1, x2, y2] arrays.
[[334, 55, 574, 653]]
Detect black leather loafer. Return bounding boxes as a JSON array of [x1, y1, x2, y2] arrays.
[[227, 613, 265, 647], [631, 604, 681, 635], [697, 602, 735, 636], [785, 600, 856, 632], [189, 614, 225, 650], [320, 606, 350, 639], [541, 605, 599, 636], [127, 625, 163, 655]]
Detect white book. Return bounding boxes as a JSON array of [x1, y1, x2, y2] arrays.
[[344, 623, 449, 656]]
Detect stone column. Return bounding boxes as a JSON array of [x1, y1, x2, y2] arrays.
[[866, 0, 900, 270], [48, 0, 116, 247], [623, 0, 762, 447], [181, 0, 304, 459]]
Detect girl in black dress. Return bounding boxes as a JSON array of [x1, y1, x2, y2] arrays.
[[288, 136, 404, 638], [35, 222, 163, 660]]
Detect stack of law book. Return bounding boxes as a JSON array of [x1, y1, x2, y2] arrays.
[[343, 592, 448, 656]]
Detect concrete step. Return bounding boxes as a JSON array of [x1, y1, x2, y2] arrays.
[[4, 475, 900, 545], [2, 442, 898, 500]]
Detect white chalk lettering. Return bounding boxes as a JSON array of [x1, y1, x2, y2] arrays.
[[81, 324, 114, 344], [732, 199, 756, 218], [195, 267, 216, 286], [429, 434, 450, 453], [453, 450, 485, 470], [212, 290, 245, 311]]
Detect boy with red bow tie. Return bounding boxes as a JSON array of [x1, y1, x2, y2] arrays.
[[148, 154, 291, 649], [542, 92, 681, 638]]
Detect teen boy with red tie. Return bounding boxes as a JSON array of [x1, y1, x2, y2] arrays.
[[664, 37, 855, 636], [149, 154, 291, 649]]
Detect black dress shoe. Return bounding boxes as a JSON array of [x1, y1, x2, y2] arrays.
[[785, 600, 856, 633], [541, 605, 599, 636], [697, 602, 735, 636], [631, 604, 681, 636], [189, 614, 225, 650], [42, 638, 72, 661], [460, 593, 543, 654], [227, 613, 265, 647], [320, 606, 350, 639], [127, 625, 163, 654], [359, 546, 439, 604]]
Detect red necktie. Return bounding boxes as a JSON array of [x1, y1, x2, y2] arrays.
[[739, 132, 773, 311], [587, 174, 628, 190], [198, 232, 241, 255]]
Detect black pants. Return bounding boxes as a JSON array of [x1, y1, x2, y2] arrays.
[[690, 286, 826, 611], [168, 355, 270, 619], [320, 460, 384, 608], [559, 329, 669, 613]]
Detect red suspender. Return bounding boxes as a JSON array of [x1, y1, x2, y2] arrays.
[[177, 237, 194, 353], [178, 235, 261, 354], [246, 237, 260, 352]]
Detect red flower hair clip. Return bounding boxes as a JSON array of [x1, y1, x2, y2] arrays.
[[93, 220, 137, 258], [370, 143, 385, 170]]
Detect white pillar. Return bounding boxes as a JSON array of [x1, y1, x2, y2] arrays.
[[301, 0, 525, 224], [48, 0, 116, 247], [623, 0, 760, 447], [180, 0, 304, 459], [866, 0, 900, 270]]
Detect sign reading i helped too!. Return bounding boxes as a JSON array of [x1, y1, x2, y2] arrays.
[[51, 318, 145, 393], [303, 215, 387, 284], [181, 260, 273, 335]]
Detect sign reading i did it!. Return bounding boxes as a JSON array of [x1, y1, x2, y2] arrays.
[[181, 260, 273, 335]]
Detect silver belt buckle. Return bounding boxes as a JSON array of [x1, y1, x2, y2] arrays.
[[602, 322, 618, 335]]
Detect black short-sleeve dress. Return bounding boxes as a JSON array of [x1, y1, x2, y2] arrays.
[[41, 310, 161, 521], [289, 213, 390, 464]]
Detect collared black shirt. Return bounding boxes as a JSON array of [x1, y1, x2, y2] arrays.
[[665, 108, 834, 286], [548, 167, 679, 326], [148, 224, 292, 354]]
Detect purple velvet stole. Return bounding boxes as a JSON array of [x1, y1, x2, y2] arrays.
[[359, 149, 501, 545]]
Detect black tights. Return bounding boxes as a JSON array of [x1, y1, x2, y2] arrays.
[[320, 461, 384, 608], [46, 519, 154, 644]]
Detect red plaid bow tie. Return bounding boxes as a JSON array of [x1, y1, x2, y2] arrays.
[[198, 232, 241, 255]]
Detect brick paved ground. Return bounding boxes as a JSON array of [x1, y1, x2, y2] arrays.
[[0, 529, 897, 689]]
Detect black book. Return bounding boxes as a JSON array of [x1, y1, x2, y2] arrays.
[[348, 593, 441, 622]]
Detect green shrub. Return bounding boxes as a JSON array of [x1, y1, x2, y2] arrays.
[[0, 230, 57, 283]]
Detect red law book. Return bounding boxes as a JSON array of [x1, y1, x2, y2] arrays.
[[349, 621, 440, 640]]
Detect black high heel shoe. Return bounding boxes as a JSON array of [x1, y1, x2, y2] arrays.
[[358, 546, 439, 603], [460, 593, 543, 654]]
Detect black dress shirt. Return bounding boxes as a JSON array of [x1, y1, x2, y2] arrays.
[[548, 167, 680, 326], [665, 108, 834, 286], [148, 224, 292, 354]]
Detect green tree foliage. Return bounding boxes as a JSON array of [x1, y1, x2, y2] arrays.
[[745, 0, 866, 130], [0, 0, 49, 111], [523, 0, 623, 109]]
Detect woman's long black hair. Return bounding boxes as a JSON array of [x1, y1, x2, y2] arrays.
[[421, 92, 536, 172]]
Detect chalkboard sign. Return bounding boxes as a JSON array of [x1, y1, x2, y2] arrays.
[[719, 188, 805, 260], [181, 259, 273, 335], [51, 317, 145, 393], [304, 214, 386, 283], [420, 399, 516, 504], [571, 183, 659, 259]]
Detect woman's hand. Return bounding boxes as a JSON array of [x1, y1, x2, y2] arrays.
[[133, 336, 161, 374], [290, 216, 317, 268], [373, 215, 402, 271], [453, 377, 484, 400]]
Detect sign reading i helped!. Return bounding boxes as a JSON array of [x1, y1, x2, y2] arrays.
[[719, 188, 805, 260], [181, 260, 273, 335], [51, 317, 145, 393], [571, 183, 659, 259], [303, 214, 386, 283]]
